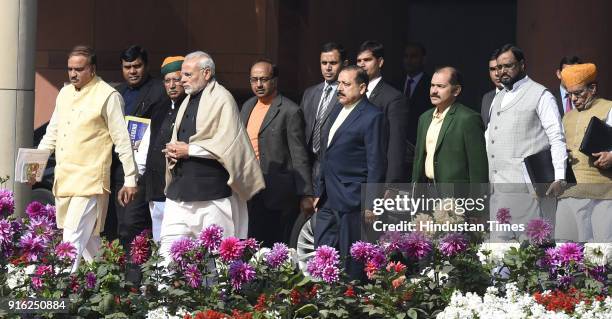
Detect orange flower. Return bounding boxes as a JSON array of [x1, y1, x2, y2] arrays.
[[392, 275, 406, 289]]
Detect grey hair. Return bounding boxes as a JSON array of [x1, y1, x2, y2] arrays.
[[185, 51, 216, 77]]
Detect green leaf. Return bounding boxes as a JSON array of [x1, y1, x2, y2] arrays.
[[294, 304, 318, 316]]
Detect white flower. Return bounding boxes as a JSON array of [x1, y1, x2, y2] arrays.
[[583, 243, 612, 266], [146, 306, 187, 319], [437, 283, 612, 319], [477, 242, 520, 265]]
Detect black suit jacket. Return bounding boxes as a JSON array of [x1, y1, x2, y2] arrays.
[[368, 80, 410, 183], [480, 89, 496, 126], [300, 82, 338, 155], [405, 73, 432, 145], [241, 94, 313, 210]]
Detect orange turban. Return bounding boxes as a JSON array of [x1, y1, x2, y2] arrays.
[[561, 63, 597, 88]]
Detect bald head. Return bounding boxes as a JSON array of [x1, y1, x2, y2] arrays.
[[430, 66, 462, 110], [250, 59, 278, 101]]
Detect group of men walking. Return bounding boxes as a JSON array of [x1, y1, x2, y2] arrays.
[[35, 40, 612, 279]]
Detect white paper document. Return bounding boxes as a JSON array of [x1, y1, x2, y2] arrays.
[[14, 148, 51, 183]]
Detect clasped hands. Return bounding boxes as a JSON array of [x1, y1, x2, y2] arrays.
[[163, 141, 190, 164]]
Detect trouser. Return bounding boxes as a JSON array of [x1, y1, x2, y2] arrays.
[[247, 192, 299, 248], [556, 198, 612, 243], [159, 197, 235, 264], [314, 207, 364, 281], [149, 201, 165, 243], [104, 182, 152, 253], [59, 195, 105, 273]]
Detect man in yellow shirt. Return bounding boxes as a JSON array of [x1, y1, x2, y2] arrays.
[[38, 45, 137, 272]]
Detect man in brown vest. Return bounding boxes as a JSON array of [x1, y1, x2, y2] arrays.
[[556, 63, 612, 242], [38, 45, 138, 272]]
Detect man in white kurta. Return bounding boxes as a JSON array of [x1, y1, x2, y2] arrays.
[[38, 46, 138, 272], [159, 51, 265, 261]]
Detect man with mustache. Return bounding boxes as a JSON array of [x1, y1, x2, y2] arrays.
[[412, 67, 488, 185], [105, 45, 167, 253], [481, 49, 503, 126], [37, 45, 137, 272], [241, 59, 313, 247], [487, 44, 567, 236], [314, 65, 386, 281], [135, 56, 186, 242], [556, 63, 612, 242], [161, 51, 264, 260], [300, 42, 348, 197]]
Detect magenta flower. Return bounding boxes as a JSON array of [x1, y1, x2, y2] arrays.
[[27, 216, 56, 242], [379, 231, 404, 254], [0, 218, 15, 247], [321, 265, 340, 283], [526, 218, 552, 245], [31, 276, 43, 290], [184, 263, 202, 288], [198, 224, 223, 251], [557, 274, 573, 288], [439, 233, 469, 257], [242, 238, 259, 251], [400, 232, 433, 260], [0, 189, 15, 217], [19, 232, 46, 262], [219, 237, 245, 263], [36, 265, 52, 276], [170, 237, 196, 264], [130, 231, 150, 265], [85, 272, 96, 289], [228, 260, 256, 290], [541, 247, 561, 269], [265, 243, 289, 269], [350, 241, 386, 270], [496, 208, 511, 224], [307, 245, 341, 283], [25, 202, 48, 220], [557, 242, 583, 265], [55, 242, 77, 262]]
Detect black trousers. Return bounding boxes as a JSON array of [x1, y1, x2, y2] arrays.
[[314, 207, 364, 281], [247, 192, 299, 248], [103, 181, 152, 253]]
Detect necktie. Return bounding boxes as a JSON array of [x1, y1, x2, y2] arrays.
[[404, 77, 414, 98], [312, 85, 333, 153], [564, 95, 572, 114]]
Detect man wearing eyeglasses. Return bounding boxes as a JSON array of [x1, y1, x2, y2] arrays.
[[160, 51, 265, 261], [556, 63, 612, 242], [240, 59, 314, 247], [486, 44, 567, 237]]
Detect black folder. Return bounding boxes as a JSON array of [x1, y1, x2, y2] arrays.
[[579, 116, 612, 156], [524, 149, 575, 196]]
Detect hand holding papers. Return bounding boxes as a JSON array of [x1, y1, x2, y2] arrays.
[[14, 148, 50, 184]]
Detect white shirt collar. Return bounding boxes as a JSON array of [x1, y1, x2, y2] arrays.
[[506, 75, 530, 92], [343, 98, 361, 110], [367, 76, 383, 98]]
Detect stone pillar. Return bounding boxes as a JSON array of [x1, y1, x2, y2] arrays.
[[0, 0, 38, 215]]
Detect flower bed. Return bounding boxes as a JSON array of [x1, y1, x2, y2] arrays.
[[1, 190, 611, 318]]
